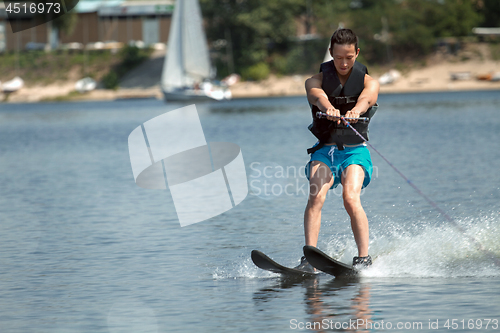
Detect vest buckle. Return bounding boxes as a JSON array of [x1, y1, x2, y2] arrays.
[[335, 96, 348, 104], [334, 96, 357, 105]]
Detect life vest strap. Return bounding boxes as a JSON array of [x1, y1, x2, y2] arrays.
[[307, 142, 324, 154], [332, 96, 358, 105], [306, 142, 346, 154]]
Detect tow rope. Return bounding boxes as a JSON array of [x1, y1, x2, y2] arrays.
[[317, 111, 500, 267]]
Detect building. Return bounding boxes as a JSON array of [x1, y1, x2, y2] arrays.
[[0, 0, 174, 52]]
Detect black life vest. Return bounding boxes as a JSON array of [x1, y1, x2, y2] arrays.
[[308, 60, 378, 152]]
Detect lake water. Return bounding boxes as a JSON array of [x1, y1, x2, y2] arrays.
[[0, 91, 499, 332]]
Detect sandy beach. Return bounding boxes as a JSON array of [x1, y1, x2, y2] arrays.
[[2, 47, 499, 103]]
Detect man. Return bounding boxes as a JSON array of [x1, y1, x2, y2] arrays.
[[298, 28, 379, 271]]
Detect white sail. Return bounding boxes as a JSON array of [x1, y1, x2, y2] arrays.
[[323, 43, 333, 63], [162, 0, 185, 90], [161, 0, 231, 101], [182, 0, 211, 80], [162, 0, 211, 91]]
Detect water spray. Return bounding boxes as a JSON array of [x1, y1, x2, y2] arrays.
[[318, 111, 500, 266]]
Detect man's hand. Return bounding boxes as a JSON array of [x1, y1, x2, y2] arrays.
[[344, 108, 361, 123], [322, 102, 341, 124]]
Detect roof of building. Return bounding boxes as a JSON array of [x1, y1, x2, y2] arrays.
[[76, 0, 174, 14], [76, 0, 126, 13]]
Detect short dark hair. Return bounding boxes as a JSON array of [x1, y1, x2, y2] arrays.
[[330, 28, 358, 50]]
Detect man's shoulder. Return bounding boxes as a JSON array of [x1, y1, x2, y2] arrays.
[[353, 61, 368, 74], [307, 72, 323, 82], [319, 60, 334, 73], [363, 73, 379, 89]]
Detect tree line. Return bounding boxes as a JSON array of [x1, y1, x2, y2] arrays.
[[200, 0, 500, 79], [46, 0, 500, 79]]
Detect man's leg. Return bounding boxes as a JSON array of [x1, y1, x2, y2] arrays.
[[304, 161, 334, 247], [341, 164, 369, 257]]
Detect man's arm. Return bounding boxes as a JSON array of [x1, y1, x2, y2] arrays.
[[345, 74, 380, 122], [305, 72, 341, 123]]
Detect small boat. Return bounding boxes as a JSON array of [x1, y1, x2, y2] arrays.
[[221, 73, 240, 87], [476, 72, 500, 82], [75, 77, 97, 93], [378, 69, 401, 85], [2, 76, 24, 93], [450, 72, 471, 81], [161, 0, 230, 101]]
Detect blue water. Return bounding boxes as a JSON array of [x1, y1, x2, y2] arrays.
[[0, 91, 499, 332]]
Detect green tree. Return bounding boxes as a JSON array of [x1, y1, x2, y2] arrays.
[[201, 0, 487, 74], [33, 0, 79, 35], [52, 0, 79, 35], [200, 0, 305, 76], [475, 0, 500, 27], [309, 0, 352, 38], [314, 0, 482, 63]]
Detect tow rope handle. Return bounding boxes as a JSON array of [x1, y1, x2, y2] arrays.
[[315, 111, 369, 123]]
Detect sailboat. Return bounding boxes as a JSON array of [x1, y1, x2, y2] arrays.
[[161, 0, 231, 101]]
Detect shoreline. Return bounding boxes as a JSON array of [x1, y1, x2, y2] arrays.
[[2, 78, 500, 104], [2, 58, 500, 103]]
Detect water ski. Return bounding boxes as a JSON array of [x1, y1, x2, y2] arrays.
[[303, 245, 358, 277], [251, 250, 317, 277]]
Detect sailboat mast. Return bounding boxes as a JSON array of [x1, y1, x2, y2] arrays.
[[179, 0, 186, 86]]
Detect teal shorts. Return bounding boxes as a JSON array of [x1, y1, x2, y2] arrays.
[[305, 143, 373, 189]]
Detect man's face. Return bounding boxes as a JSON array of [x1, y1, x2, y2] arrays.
[[330, 43, 359, 77]]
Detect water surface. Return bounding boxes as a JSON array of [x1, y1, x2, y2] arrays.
[[0, 91, 499, 332]]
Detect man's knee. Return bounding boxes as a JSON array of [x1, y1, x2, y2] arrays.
[[341, 165, 364, 207], [343, 185, 362, 211], [343, 193, 360, 210], [308, 185, 327, 210]]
